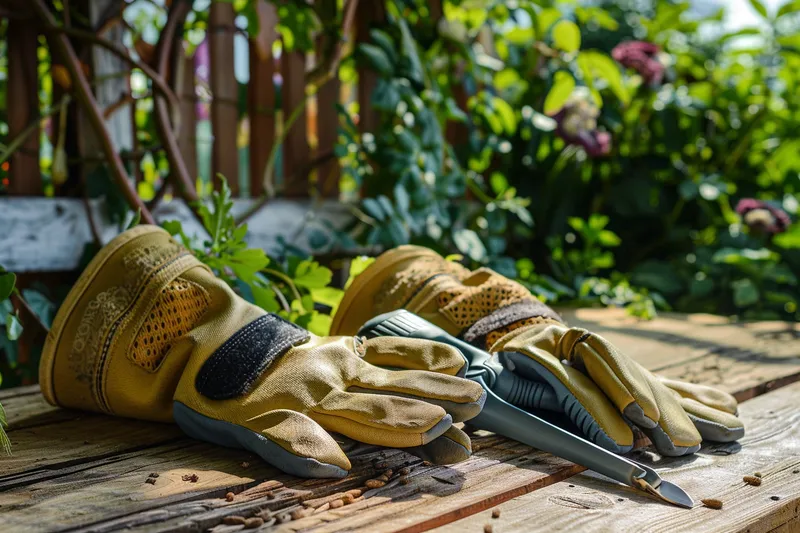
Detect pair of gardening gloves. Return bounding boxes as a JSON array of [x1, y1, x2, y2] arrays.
[[41, 227, 743, 480]]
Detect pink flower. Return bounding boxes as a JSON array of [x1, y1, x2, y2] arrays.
[[736, 198, 791, 235], [553, 90, 612, 157], [611, 41, 665, 86]]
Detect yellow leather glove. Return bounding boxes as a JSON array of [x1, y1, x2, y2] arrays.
[[332, 245, 744, 457], [41, 227, 486, 478]]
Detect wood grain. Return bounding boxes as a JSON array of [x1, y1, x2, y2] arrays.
[[432, 381, 800, 533]]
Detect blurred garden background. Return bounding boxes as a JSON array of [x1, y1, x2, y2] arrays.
[[0, 0, 799, 395]]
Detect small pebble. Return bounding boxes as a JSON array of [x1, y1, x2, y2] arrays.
[[701, 498, 723, 510], [374, 461, 388, 470], [754, 472, 763, 478], [148, 473, 159, 478], [265, 490, 275, 499], [240, 461, 250, 469], [492, 508, 501, 519], [342, 494, 355, 505], [225, 492, 235, 502], [256, 510, 272, 520], [383, 469, 394, 478], [145, 478, 156, 485], [422, 461, 433, 466], [376, 474, 390, 482], [244, 517, 264, 529], [275, 512, 291, 524], [346, 489, 362, 498], [398, 467, 411, 476], [484, 525, 493, 533], [330, 499, 344, 509], [181, 474, 199, 483], [794, 469, 800, 474], [399, 476, 410, 485], [743, 475, 762, 486], [222, 516, 247, 525], [771, 495, 781, 501], [366, 479, 386, 488]]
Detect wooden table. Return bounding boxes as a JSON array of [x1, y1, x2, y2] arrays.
[[1, 309, 799, 533]]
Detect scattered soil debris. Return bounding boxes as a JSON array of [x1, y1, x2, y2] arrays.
[[771, 496, 781, 501], [222, 516, 246, 525], [701, 498, 723, 510], [422, 461, 433, 467], [492, 508, 501, 519], [346, 489, 362, 498], [366, 479, 386, 488], [484, 525, 493, 533], [240, 461, 250, 469], [225, 492, 235, 502], [182, 474, 199, 483], [398, 467, 411, 476], [148, 473, 159, 478], [743, 475, 762, 486], [265, 490, 275, 499], [399, 476, 410, 485], [754, 472, 763, 478], [330, 499, 344, 509], [145, 478, 156, 485]]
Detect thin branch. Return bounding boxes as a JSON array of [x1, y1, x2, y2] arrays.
[[153, 0, 201, 208], [41, 25, 180, 116], [33, 0, 155, 224], [12, 292, 50, 335], [0, 94, 70, 167], [305, 0, 359, 90], [82, 191, 103, 247], [236, 151, 336, 225], [103, 92, 138, 119]]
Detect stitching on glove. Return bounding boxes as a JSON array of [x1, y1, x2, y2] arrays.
[[462, 301, 563, 344], [195, 314, 310, 400]]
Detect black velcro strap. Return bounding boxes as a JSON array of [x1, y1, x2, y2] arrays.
[[196, 314, 310, 400], [461, 300, 563, 344]]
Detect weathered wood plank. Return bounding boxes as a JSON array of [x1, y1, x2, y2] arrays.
[[0, 198, 354, 272], [561, 308, 800, 402], [432, 380, 800, 533], [315, 0, 342, 199], [176, 52, 198, 184], [355, 1, 384, 136], [281, 49, 310, 197]]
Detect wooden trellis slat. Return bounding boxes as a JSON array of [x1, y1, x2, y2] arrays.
[[281, 48, 309, 197], [316, 0, 341, 199], [209, 1, 239, 195], [356, 1, 384, 136], [247, 1, 278, 199], [6, 20, 41, 195]]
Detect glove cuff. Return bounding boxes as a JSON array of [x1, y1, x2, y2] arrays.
[[462, 300, 563, 347]]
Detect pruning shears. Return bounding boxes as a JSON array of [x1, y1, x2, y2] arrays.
[[359, 310, 694, 509]]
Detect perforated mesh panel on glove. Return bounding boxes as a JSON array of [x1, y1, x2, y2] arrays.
[[332, 245, 745, 457], [41, 227, 486, 478]]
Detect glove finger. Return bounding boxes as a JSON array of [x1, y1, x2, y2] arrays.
[[173, 402, 350, 478], [315, 389, 454, 448], [658, 376, 739, 415], [500, 351, 635, 454], [360, 336, 468, 377], [573, 335, 661, 429], [676, 396, 745, 442], [348, 364, 486, 423], [636, 371, 702, 456], [405, 426, 473, 464]]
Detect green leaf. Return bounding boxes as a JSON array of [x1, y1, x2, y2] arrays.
[[453, 229, 487, 262], [778, 0, 800, 17], [748, 0, 769, 18], [6, 312, 22, 341], [362, 197, 386, 221], [537, 8, 561, 37], [713, 248, 777, 264], [299, 311, 332, 336], [597, 230, 621, 247], [544, 71, 575, 115], [0, 272, 16, 302], [732, 278, 760, 307], [293, 260, 333, 289], [359, 44, 394, 76], [227, 248, 270, 282], [251, 283, 281, 313], [310, 287, 344, 309], [577, 50, 629, 105], [345, 257, 376, 290], [774, 225, 800, 249], [552, 20, 581, 53], [492, 97, 518, 134]]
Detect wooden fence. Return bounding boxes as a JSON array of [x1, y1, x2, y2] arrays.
[[0, 0, 394, 215]]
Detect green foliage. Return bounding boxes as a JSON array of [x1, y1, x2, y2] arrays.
[[336, 0, 800, 321], [163, 178, 344, 336]]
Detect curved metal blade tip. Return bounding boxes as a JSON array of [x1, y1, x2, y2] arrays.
[[645, 479, 694, 509]]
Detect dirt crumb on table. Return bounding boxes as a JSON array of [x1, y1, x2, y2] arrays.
[[492, 508, 501, 518], [701, 498, 723, 509], [743, 475, 762, 486]]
